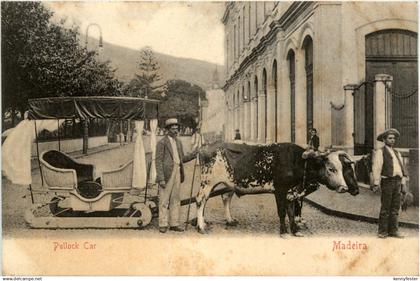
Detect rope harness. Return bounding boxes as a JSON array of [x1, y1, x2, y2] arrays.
[[287, 159, 320, 219]]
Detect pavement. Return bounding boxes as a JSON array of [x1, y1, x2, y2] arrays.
[[305, 184, 419, 228]]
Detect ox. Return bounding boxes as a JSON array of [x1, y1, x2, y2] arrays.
[[195, 142, 359, 236]]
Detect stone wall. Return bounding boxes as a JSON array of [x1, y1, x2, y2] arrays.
[[31, 136, 108, 156]]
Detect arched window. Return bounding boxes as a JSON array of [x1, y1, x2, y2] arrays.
[[272, 60, 278, 142], [233, 24, 237, 59], [254, 2, 258, 34], [237, 90, 240, 107], [287, 50, 296, 143], [237, 90, 240, 130], [226, 37, 229, 71], [248, 3, 251, 41], [263, 2, 267, 17], [242, 6, 246, 46], [262, 68, 267, 140], [303, 36, 313, 142], [254, 75, 259, 138], [247, 81, 251, 101], [238, 16, 241, 54]]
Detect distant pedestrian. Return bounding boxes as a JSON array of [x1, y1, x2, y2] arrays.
[[234, 129, 241, 140], [308, 128, 319, 151], [372, 128, 407, 239], [155, 118, 198, 233]]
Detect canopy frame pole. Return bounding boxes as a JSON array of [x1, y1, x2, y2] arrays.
[[156, 103, 160, 131], [57, 118, 61, 151], [34, 120, 44, 187], [143, 100, 149, 202], [119, 120, 123, 146], [143, 100, 148, 131], [83, 119, 89, 154], [144, 160, 151, 203]]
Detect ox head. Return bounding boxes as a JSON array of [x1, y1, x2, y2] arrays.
[[303, 151, 359, 196]]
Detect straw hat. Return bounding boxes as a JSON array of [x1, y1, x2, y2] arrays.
[[165, 118, 179, 128], [376, 128, 400, 142]]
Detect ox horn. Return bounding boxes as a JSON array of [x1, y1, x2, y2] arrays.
[[302, 151, 312, 159], [339, 152, 354, 164], [302, 150, 328, 160], [318, 151, 329, 157]]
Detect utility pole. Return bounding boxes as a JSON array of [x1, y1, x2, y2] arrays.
[[83, 23, 103, 154]]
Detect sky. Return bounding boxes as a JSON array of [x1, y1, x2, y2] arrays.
[[46, 1, 226, 65]]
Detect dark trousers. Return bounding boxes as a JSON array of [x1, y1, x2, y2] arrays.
[[378, 177, 402, 235]]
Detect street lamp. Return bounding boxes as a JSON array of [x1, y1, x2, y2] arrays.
[[85, 23, 103, 49], [82, 23, 103, 154]]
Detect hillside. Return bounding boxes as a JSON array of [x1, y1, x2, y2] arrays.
[[86, 36, 225, 90]]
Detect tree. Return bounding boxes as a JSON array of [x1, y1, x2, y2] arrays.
[[159, 80, 207, 129], [136, 46, 162, 85], [1, 2, 50, 127], [1, 2, 122, 129], [123, 46, 164, 99]]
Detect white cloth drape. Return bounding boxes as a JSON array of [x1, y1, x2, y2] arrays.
[[2, 120, 34, 185], [149, 119, 158, 184], [132, 121, 147, 189], [191, 132, 204, 151], [2, 119, 63, 185]]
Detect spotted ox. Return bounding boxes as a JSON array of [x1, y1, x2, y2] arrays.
[[195, 142, 359, 236]]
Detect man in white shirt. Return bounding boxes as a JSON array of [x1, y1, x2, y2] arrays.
[[372, 128, 408, 238], [155, 118, 197, 233]]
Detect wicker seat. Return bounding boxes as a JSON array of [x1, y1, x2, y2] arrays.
[[101, 161, 133, 190], [40, 150, 95, 189]]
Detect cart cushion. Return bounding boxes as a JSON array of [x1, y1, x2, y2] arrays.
[[41, 150, 95, 184], [77, 181, 103, 199]]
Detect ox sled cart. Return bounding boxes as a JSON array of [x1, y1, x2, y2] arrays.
[[2, 96, 167, 229]]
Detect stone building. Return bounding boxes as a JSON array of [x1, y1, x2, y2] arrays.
[[222, 1, 417, 154], [201, 67, 226, 142], [201, 88, 225, 138]]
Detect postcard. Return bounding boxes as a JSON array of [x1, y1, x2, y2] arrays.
[[2, 1, 418, 277]]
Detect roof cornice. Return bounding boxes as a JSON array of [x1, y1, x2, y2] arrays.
[[223, 1, 316, 91], [222, 2, 234, 24]]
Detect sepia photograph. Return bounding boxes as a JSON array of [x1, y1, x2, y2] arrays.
[[1, 0, 419, 277]]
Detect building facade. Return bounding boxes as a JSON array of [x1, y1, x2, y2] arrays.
[[202, 88, 226, 140], [222, 1, 417, 154]]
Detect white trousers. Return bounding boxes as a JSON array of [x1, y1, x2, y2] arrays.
[[159, 165, 181, 227]]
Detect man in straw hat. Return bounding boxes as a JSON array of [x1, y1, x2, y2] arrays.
[[156, 118, 198, 233], [372, 128, 408, 238]]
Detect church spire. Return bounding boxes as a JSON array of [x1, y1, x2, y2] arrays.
[[212, 66, 220, 89]]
